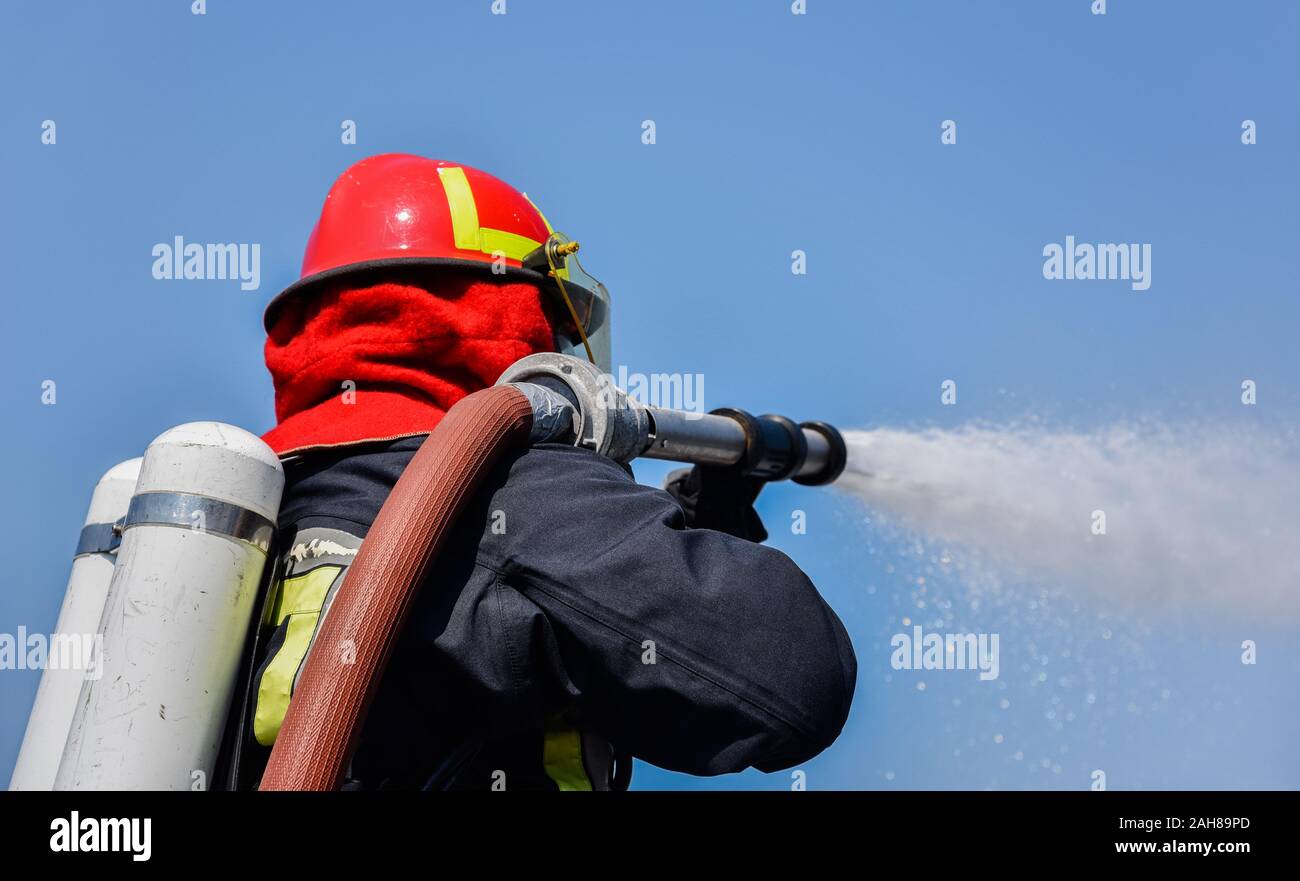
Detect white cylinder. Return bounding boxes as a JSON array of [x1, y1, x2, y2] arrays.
[[9, 459, 142, 791], [55, 423, 283, 791]]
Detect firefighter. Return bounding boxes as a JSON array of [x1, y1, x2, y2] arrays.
[[241, 153, 856, 789]]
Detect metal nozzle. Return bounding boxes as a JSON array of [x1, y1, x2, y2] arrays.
[[640, 408, 846, 485], [497, 353, 847, 486]]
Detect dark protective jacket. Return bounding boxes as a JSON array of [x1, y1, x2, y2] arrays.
[[238, 435, 857, 790]]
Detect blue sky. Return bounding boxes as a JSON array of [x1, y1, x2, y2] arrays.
[[2, 1, 1297, 790]]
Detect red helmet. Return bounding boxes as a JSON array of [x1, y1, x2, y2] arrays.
[[264, 153, 610, 370]]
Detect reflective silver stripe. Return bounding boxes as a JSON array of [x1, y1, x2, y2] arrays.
[[123, 491, 275, 553], [74, 520, 123, 557]]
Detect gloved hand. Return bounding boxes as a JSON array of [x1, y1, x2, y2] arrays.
[[663, 465, 769, 543]]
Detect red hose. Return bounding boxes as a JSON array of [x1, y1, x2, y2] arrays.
[[259, 385, 534, 790]]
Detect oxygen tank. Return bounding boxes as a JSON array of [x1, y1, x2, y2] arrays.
[[55, 423, 283, 791], [8, 458, 142, 791]]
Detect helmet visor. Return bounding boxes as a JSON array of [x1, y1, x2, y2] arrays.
[[535, 232, 612, 374]]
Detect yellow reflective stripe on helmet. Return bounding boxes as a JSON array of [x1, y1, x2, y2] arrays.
[[437, 166, 483, 251], [522, 192, 555, 235], [542, 726, 592, 791], [439, 166, 544, 262], [480, 227, 541, 263], [252, 565, 342, 747]]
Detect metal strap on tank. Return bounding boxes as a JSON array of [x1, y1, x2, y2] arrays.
[[121, 491, 275, 553], [74, 519, 125, 557]]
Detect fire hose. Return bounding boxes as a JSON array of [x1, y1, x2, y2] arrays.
[[259, 354, 845, 790]]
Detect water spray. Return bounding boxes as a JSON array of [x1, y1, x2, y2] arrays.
[[836, 422, 1300, 614]]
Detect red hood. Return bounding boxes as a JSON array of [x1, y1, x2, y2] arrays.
[[262, 275, 555, 456]]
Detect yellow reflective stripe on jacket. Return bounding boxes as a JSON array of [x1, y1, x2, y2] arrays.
[[438, 165, 543, 262], [252, 565, 342, 747], [542, 727, 592, 791]]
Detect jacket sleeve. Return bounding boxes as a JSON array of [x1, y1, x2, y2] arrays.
[[475, 443, 858, 776]]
